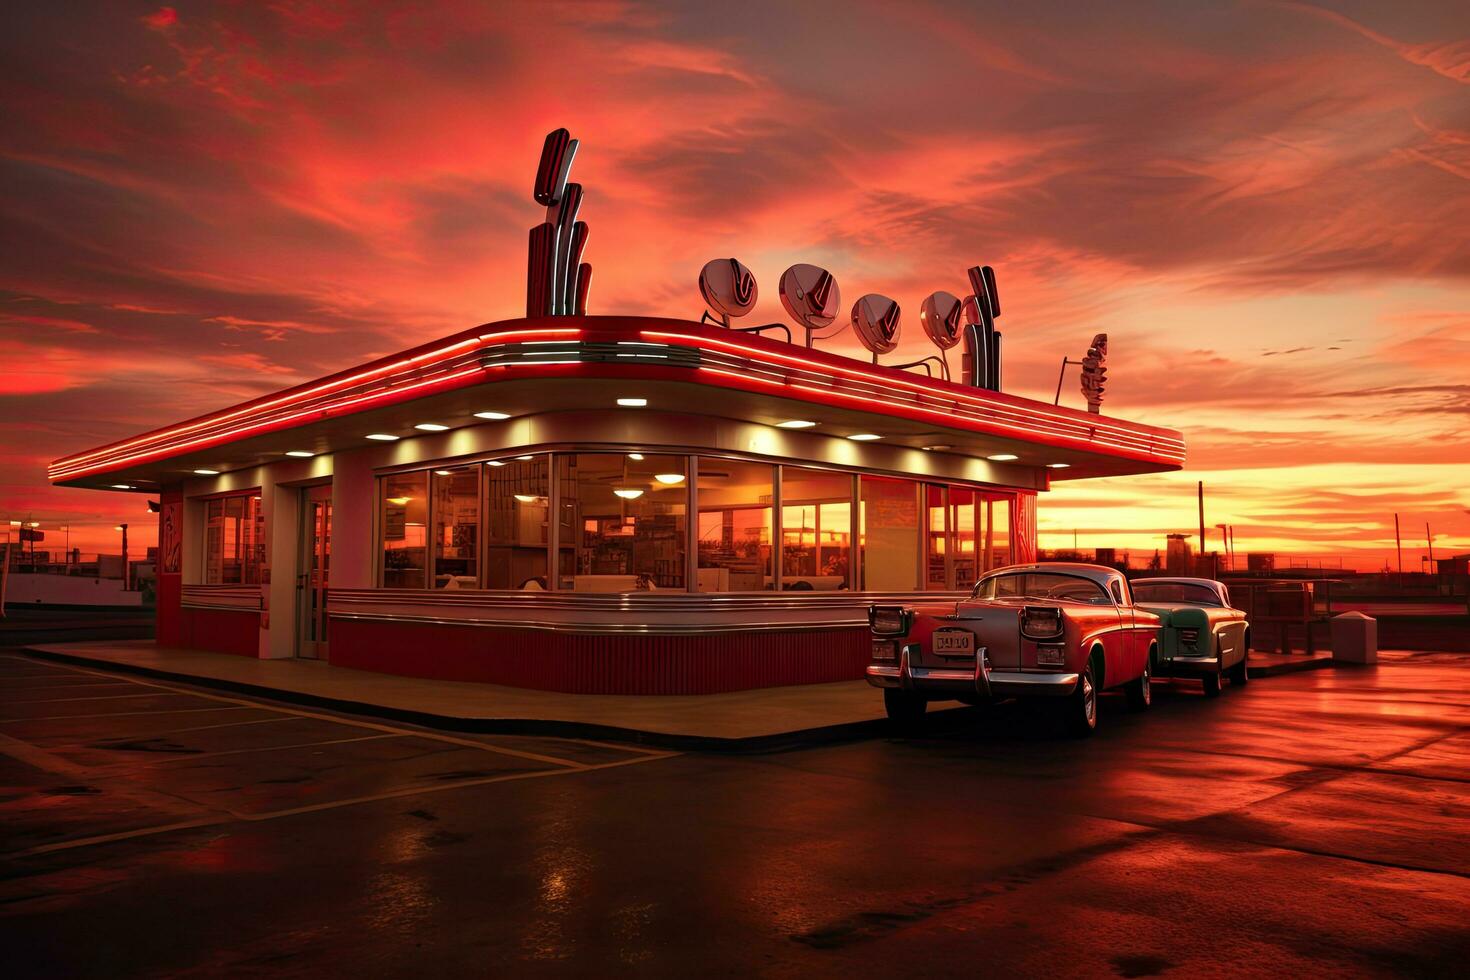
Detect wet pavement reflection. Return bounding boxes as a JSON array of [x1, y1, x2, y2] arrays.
[[1, 652, 1467, 976]]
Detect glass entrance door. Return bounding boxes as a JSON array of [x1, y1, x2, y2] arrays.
[[298, 484, 332, 659]]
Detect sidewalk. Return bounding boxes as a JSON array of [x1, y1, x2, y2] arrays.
[[20, 641, 1341, 751], [21, 640, 914, 752]]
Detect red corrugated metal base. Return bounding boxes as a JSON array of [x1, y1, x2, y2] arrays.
[[326, 619, 870, 694], [180, 608, 260, 658]]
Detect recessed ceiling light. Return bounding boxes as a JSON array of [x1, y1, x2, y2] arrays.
[[474, 411, 511, 420], [192, 469, 220, 476], [776, 420, 817, 429], [517, 455, 534, 460], [366, 434, 399, 442], [654, 473, 685, 485], [486, 460, 506, 467], [434, 469, 453, 476], [110, 484, 133, 489], [286, 450, 316, 457], [923, 445, 952, 452], [1047, 463, 1071, 469], [848, 433, 882, 441], [616, 397, 647, 407], [627, 453, 644, 460], [613, 488, 645, 499], [987, 453, 1019, 461], [514, 494, 539, 503], [415, 423, 449, 432]]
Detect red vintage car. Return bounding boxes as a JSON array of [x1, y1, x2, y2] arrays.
[[868, 563, 1160, 736]]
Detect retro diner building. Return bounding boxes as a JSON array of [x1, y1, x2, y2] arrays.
[[49, 131, 1184, 695]]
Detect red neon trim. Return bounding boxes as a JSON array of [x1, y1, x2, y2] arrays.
[[50, 328, 581, 474]]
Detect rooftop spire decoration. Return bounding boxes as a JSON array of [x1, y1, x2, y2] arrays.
[[526, 128, 591, 317]]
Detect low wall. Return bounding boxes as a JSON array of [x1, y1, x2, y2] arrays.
[[326, 617, 870, 694], [3, 573, 143, 607]]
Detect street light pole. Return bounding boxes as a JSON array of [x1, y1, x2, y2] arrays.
[[115, 523, 129, 591]]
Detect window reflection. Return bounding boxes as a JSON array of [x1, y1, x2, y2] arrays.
[[486, 456, 549, 590], [204, 492, 263, 585], [558, 454, 687, 592], [431, 467, 479, 589], [859, 476, 918, 591], [696, 457, 773, 591], [381, 472, 428, 589], [780, 467, 851, 590]]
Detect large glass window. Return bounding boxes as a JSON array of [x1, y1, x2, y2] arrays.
[[859, 476, 918, 591], [381, 472, 428, 589], [989, 496, 1012, 570], [431, 467, 479, 589], [696, 457, 773, 591], [485, 456, 550, 590], [924, 484, 948, 589], [781, 467, 852, 590], [204, 492, 263, 585], [558, 453, 687, 592]]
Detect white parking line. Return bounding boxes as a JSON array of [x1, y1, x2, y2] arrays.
[[4, 692, 196, 705], [24, 657, 610, 770], [0, 705, 259, 723], [5, 750, 676, 860]]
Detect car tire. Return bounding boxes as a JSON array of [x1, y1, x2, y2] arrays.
[[1229, 657, 1249, 685], [883, 689, 927, 727], [1062, 654, 1099, 737], [1201, 668, 1222, 698], [1126, 655, 1152, 712]]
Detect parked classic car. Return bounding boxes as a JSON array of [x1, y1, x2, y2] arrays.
[[1132, 577, 1250, 696], [868, 563, 1161, 736]]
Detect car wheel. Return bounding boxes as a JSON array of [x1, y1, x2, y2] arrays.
[[1201, 668, 1222, 698], [1229, 656, 1249, 685], [1063, 655, 1099, 737], [883, 689, 927, 727], [1126, 655, 1152, 711]]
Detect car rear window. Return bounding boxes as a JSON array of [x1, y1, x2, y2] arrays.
[[973, 573, 1111, 605], [1133, 582, 1222, 606]]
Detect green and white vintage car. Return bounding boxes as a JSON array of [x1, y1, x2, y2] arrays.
[[1132, 577, 1250, 697]]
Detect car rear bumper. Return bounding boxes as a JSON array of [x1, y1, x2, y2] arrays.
[[866, 647, 1079, 698], [1159, 654, 1219, 676]]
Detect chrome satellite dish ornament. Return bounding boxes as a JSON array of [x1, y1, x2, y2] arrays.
[[918, 290, 963, 380], [1054, 333, 1108, 414], [851, 294, 901, 363], [698, 258, 757, 325], [526, 128, 591, 317], [697, 258, 791, 341], [779, 264, 844, 348], [960, 265, 1002, 391]]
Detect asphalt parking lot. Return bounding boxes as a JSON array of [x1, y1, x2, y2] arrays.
[[2, 650, 1467, 977]]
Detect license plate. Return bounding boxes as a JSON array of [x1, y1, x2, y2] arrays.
[[932, 629, 974, 655]]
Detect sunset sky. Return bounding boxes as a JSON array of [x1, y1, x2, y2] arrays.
[[2, 1, 1467, 568]]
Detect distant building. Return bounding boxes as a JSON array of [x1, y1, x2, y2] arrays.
[[1248, 553, 1276, 573], [1165, 534, 1192, 574]]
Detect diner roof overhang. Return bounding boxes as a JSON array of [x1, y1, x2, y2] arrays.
[[50, 316, 1185, 492]]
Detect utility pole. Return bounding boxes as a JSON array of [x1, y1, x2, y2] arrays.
[[1197, 482, 1206, 572], [1394, 513, 1403, 587], [1426, 522, 1434, 567]]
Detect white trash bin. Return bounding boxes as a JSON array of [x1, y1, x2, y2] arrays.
[[1330, 611, 1377, 664]]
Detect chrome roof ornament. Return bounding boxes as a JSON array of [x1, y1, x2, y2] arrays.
[[919, 291, 963, 350], [779, 264, 844, 348], [526, 127, 591, 317], [961, 265, 1002, 391], [851, 294, 901, 362], [698, 258, 758, 325]]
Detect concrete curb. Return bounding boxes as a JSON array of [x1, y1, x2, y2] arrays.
[[19, 645, 972, 754], [1247, 654, 1335, 677]]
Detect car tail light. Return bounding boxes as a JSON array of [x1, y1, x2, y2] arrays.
[[869, 605, 911, 637], [1036, 644, 1066, 666], [1179, 628, 1200, 650], [1021, 605, 1064, 640], [871, 639, 898, 661]]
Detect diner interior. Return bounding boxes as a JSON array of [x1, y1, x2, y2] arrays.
[[374, 451, 1018, 593]]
